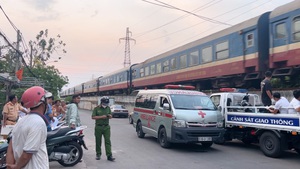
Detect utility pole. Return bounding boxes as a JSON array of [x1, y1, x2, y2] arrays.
[[119, 27, 136, 67], [5, 30, 21, 100], [14, 30, 22, 78]]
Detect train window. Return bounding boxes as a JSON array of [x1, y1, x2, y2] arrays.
[[140, 68, 144, 77], [170, 58, 177, 70], [202, 46, 213, 63], [145, 66, 149, 76], [275, 23, 286, 39], [293, 16, 300, 41], [216, 41, 229, 60], [156, 63, 162, 74], [150, 64, 155, 75], [163, 60, 169, 72], [189, 51, 199, 66], [180, 55, 187, 68], [246, 33, 254, 47]]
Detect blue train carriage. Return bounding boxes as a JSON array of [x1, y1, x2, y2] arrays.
[[131, 12, 271, 90], [269, 1, 300, 79], [98, 67, 130, 95]]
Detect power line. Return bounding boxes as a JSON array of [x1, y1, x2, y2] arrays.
[[0, 31, 37, 78], [137, 0, 261, 45], [148, 0, 272, 56], [134, 0, 222, 38], [141, 0, 231, 26], [0, 5, 18, 32]]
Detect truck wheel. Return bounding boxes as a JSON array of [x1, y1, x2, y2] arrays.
[[158, 127, 171, 148], [201, 142, 213, 148], [136, 122, 145, 138], [259, 132, 282, 158]]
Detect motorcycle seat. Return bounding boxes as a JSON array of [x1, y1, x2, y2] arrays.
[[47, 127, 73, 140]]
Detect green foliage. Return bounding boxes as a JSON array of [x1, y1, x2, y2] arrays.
[[23, 65, 68, 97], [64, 96, 72, 104], [1, 29, 69, 100]]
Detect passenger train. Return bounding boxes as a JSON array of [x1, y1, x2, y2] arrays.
[[60, 1, 300, 97]]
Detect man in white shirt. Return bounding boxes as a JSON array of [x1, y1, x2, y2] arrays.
[[268, 92, 289, 114], [289, 89, 300, 114], [6, 86, 49, 169]]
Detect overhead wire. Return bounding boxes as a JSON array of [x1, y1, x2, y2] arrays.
[[0, 5, 36, 78], [137, 0, 261, 45], [141, 0, 231, 26], [150, 0, 272, 55], [0, 31, 37, 78], [134, 0, 222, 38]]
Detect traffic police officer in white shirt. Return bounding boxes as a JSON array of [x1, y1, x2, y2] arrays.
[[289, 89, 300, 114], [268, 92, 290, 114]]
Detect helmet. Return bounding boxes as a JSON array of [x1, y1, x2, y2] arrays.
[[100, 96, 109, 106], [21, 86, 48, 109], [45, 92, 53, 98]]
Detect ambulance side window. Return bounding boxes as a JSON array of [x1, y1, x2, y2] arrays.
[[211, 95, 221, 107], [160, 97, 169, 107]]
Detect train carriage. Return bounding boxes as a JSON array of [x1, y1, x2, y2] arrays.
[[269, 1, 300, 77], [83, 78, 98, 96], [98, 67, 129, 95], [131, 12, 270, 90]]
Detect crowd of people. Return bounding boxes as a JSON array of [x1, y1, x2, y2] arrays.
[[1, 86, 115, 168]]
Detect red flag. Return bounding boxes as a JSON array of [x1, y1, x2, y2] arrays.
[[16, 68, 23, 81]]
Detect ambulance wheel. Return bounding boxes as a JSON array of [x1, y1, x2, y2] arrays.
[[201, 142, 213, 148], [158, 127, 171, 148], [259, 132, 282, 158], [136, 122, 145, 138]]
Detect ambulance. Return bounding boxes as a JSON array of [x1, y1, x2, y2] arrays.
[[132, 85, 224, 148]]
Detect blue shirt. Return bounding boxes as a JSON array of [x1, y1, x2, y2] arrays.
[[44, 104, 52, 131]]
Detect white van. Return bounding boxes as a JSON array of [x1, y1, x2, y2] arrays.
[[132, 85, 224, 148]]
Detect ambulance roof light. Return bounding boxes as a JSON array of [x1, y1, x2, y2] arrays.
[[164, 84, 195, 90]]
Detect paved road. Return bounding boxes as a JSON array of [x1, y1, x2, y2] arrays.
[[48, 109, 300, 169]]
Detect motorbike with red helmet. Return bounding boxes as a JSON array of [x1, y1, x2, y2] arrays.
[[0, 86, 87, 168]]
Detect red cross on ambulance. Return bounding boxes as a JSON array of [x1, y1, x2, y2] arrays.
[[198, 111, 206, 118]]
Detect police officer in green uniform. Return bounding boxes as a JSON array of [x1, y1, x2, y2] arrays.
[[92, 96, 115, 161]]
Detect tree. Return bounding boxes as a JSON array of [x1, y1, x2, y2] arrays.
[[23, 64, 68, 97], [29, 29, 67, 68], [1, 29, 69, 99]]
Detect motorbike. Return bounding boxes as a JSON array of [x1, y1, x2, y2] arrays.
[[0, 125, 88, 168], [47, 125, 88, 166], [0, 140, 8, 169]]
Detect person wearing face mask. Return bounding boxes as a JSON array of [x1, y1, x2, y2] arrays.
[[91, 96, 115, 161]]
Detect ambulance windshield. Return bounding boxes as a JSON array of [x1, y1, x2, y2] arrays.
[[171, 94, 216, 110]]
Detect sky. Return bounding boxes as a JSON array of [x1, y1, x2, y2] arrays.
[[0, 0, 295, 90]]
